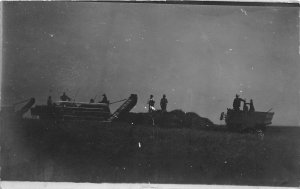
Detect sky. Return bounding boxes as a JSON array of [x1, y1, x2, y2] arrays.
[[1, 2, 299, 126]]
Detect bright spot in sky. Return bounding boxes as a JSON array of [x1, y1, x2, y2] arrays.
[[225, 48, 233, 54], [125, 38, 131, 42], [240, 90, 243, 93], [49, 33, 54, 38], [251, 66, 254, 70], [138, 142, 141, 148]]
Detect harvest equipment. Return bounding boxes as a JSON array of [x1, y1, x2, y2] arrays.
[[220, 108, 274, 133], [30, 94, 138, 122]]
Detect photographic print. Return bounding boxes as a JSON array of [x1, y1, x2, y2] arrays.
[[1, 1, 299, 187]]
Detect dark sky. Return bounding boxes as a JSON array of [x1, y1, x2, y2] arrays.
[[2, 2, 299, 126]]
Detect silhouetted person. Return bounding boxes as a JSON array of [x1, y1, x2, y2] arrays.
[[47, 96, 52, 106], [249, 99, 255, 112], [243, 100, 249, 112], [100, 94, 109, 104], [60, 92, 71, 101], [90, 99, 95, 103], [160, 94, 168, 112], [233, 94, 245, 111], [148, 95, 155, 113]]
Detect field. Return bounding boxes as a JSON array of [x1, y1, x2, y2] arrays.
[[1, 117, 300, 186]]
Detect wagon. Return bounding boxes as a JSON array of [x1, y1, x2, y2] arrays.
[[220, 108, 274, 133]]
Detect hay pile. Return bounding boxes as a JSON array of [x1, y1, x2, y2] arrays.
[[118, 109, 215, 129]]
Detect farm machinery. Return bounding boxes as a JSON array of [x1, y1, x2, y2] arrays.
[[220, 107, 274, 133]]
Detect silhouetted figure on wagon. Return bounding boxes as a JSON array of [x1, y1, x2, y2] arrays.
[[47, 96, 53, 107], [100, 94, 109, 104], [60, 92, 71, 101], [160, 94, 168, 112], [148, 95, 155, 113], [249, 99, 255, 112], [243, 99, 249, 112], [233, 94, 245, 111]]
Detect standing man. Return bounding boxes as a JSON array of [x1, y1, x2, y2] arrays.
[[160, 94, 168, 112], [47, 96, 52, 106], [243, 99, 249, 112], [60, 92, 71, 101], [148, 95, 155, 113], [249, 99, 255, 112], [100, 94, 109, 104], [233, 94, 245, 111]]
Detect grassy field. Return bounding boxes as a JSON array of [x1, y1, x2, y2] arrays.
[[1, 117, 299, 186]]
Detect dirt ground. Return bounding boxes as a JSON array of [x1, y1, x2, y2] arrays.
[[1, 118, 299, 186]]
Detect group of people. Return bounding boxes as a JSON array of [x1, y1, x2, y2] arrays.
[[149, 94, 254, 114], [147, 94, 168, 113], [47, 92, 110, 106], [47, 92, 168, 113], [89, 94, 109, 104], [48, 92, 253, 113], [233, 94, 255, 112], [47, 92, 73, 107]]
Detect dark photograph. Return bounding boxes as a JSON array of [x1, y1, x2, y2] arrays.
[[1, 2, 299, 187]]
